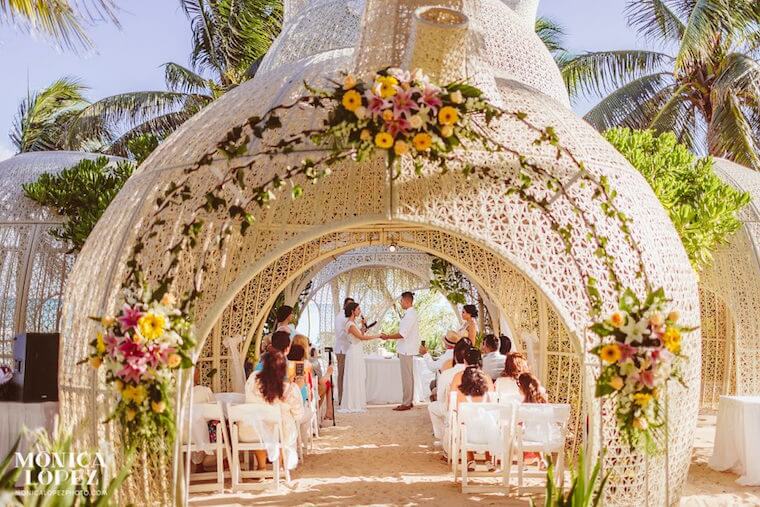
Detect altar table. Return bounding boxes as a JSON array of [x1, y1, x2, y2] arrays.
[[365, 356, 433, 405], [709, 395, 760, 485]]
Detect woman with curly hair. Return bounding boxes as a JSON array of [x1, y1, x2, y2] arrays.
[[242, 348, 304, 471], [456, 366, 497, 469], [495, 352, 530, 398]]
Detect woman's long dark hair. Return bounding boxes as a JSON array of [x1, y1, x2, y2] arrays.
[[458, 366, 489, 397], [453, 338, 473, 365], [518, 372, 547, 403], [344, 302, 359, 318], [258, 348, 287, 403], [463, 304, 478, 319]]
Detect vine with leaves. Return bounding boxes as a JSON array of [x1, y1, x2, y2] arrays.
[[89, 67, 688, 453]]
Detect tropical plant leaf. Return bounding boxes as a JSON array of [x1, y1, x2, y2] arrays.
[[709, 93, 760, 169], [163, 62, 212, 95], [535, 16, 566, 54], [626, 0, 686, 44], [562, 50, 673, 99], [584, 73, 673, 131]]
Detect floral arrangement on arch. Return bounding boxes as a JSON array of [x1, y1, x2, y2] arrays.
[[311, 67, 502, 168], [83, 288, 195, 446], [590, 288, 691, 452]]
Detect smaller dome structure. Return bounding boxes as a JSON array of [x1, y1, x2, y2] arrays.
[[0, 151, 126, 365], [699, 158, 760, 407]]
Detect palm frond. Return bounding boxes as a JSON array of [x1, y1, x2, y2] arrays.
[[647, 84, 701, 150], [675, 0, 757, 69], [163, 62, 211, 94], [713, 52, 760, 105], [10, 76, 90, 152], [64, 90, 210, 148], [709, 93, 760, 169], [535, 16, 566, 54], [562, 50, 673, 99], [106, 110, 201, 156], [625, 0, 686, 44], [584, 72, 673, 131]]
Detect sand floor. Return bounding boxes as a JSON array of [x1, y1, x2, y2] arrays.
[[188, 406, 760, 506]]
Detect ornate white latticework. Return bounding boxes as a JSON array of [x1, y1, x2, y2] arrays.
[[0, 152, 125, 365], [58, 1, 700, 504], [698, 158, 760, 408]]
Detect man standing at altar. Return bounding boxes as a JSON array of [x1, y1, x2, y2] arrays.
[[335, 297, 354, 404], [382, 292, 420, 411]]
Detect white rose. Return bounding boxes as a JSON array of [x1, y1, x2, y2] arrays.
[[354, 106, 367, 120], [409, 115, 424, 129], [450, 90, 464, 104]]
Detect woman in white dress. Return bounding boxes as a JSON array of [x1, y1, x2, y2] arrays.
[[339, 302, 378, 413]]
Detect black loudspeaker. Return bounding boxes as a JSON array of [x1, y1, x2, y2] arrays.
[[12, 332, 59, 402]]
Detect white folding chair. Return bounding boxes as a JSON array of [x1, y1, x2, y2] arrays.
[[515, 403, 571, 492], [457, 402, 517, 493], [309, 374, 320, 443], [446, 392, 459, 470], [181, 402, 228, 493], [227, 403, 290, 491]]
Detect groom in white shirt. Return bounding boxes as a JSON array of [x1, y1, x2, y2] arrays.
[[382, 292, 420, 411]]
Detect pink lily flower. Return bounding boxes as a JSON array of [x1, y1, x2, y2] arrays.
[[419, 86, 443, 113], [639, 370, 655, 388], [365, 91, 390, 119], [117, 363, 145, 384], [618, 343, 636, 361], [393, 88, 419, 118], [118, 304, 143, 330], [386, 116, 411, 138]]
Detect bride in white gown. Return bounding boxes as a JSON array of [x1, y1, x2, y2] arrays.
[[339, 302, 378, 413]]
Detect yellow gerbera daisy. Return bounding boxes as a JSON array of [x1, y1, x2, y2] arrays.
[[599, 343, 622, 364], [341, 90, 362, 112], [96, 332, 106, 353], [376, 76, 398, 98], [632, 392, 652, 407], [438, 106, 459, 125], [375, 132, 394, 149], [138, 312, 166, 341], [394, 140, 409, 156], [123, 385, 147, 404], [412, 133, 433, 151], [662, 326, 681, 354]]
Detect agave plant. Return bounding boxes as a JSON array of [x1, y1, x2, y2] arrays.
[[563, 0, 760, 169], [533, 451, 609, 507]]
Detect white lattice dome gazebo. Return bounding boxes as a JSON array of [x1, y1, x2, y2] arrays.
[[0, 151, 126, 364], [699, 158, 760, 408], [59, 0, 700, 504]]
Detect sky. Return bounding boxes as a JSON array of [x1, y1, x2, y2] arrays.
[[0, 0, 652, 161]]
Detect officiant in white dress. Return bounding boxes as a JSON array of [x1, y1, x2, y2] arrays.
[[381, 292, 421, 411], [339, 302, 379, 412]]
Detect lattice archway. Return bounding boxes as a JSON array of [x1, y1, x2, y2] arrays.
[[698, 158, 760, 405], [59, 1, 701, 503]]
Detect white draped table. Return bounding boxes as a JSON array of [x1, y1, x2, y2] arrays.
[[709, 395, 760, 485], [0, 402, 58, 458], [365, 356, 433, 405]]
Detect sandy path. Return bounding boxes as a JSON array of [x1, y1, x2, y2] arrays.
[[189, 405, 530, 506], [189, 407, 760, 506]]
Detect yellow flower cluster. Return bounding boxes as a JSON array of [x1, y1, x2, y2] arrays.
[[376, 76, 398, 98], [122, 384, 147, 404], [662, 326, 681, 354], [138, 312, 166, 341], [632, 392, 652, 407], [342, 90, 362, 112], [599, 343, 621, 364]]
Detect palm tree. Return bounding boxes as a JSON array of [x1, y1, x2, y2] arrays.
[[10, 77, 94, 152], [535, 16, 567, 58], [0, 0, 118, 51], [563, 0, 760, 169], [62, 0, 282, 156]]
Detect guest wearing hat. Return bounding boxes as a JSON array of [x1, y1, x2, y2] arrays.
[[420, 329, 461, 401]]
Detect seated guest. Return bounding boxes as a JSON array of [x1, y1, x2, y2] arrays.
[[518, 372, 548, 404], [495, 352, 530, 397], [255, 330, 291, 372], [481, 334, 506, 380], [427, 338, 471, 441], [242, 348, 304, 471], [455, 366, 497, 468], [499, 334, 512, 356], [189, 367, 215, 472], [275, 305, 296, 337], [421, 332, 459, 397], [450, 348, 494, 396], [309, 347, 334, 421], [286, 343, 315, 438]]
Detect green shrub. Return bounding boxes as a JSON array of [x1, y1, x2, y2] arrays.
[[22, 156, 135, 252], [605, 128, 750, 272]]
